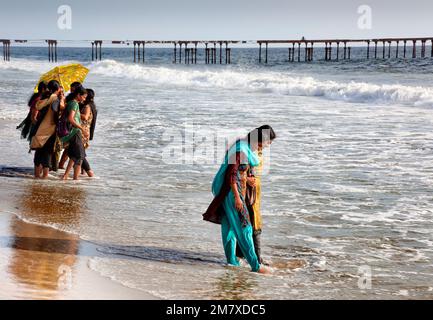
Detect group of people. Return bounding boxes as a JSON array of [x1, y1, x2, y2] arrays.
[[204, 125, 277, 274], [17, 81, 97, 180], [18, 79, 274, 273]]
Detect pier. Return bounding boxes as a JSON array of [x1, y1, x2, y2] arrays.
[[1, 39, 11, 61], [258, 37, 433, 63], [0, 37, 432, 64]]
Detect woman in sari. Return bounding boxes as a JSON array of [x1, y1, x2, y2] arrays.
[[204, 126, 275, 273], [79, 89, 97, 177], [16, 81, 47, 141], [30, 80, 64, 179], [236, 125, 276, 265]]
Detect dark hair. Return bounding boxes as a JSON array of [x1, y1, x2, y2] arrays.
[[47, 80, 61, 93], [70, 82, 82, 92], [40, 80, 61, 99], [83, 89, 98, 141], [84, 88, 95, 103], [66, 85, 86, 102], [28, 81, 47, 107], [246, 125, 277, 145]]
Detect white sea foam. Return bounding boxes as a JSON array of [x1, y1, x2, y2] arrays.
[[2, 58, 433, 110], [89, 59, 433, 107]]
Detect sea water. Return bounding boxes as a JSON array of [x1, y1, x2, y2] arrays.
[[1, 46, 433, 299]]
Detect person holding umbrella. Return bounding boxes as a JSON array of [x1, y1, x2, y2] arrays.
[[30, 80, 65, 179]]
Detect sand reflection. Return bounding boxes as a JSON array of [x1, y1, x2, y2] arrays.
[[7, 182, 87, 299], [213, 269, 260, 300]]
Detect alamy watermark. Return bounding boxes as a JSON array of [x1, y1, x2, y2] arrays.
[[357, 265, 372, 290], [57, 262, 73, 290], [161, 123, 273, 173], [58, 5, 72, 30], [357, 5, 373, 30]]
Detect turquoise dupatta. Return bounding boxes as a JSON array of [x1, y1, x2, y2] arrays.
[[212, 139, 261, 272], [212, 139, 260, 197]]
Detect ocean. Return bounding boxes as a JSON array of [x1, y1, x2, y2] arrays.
[[1, 46, 433, 299]]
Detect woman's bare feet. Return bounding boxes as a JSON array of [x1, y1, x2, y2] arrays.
[[258, 266, 272, 274], [86, 170, 95, 178]]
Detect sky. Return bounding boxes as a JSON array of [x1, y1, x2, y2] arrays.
[[0, 0, 433, 43]]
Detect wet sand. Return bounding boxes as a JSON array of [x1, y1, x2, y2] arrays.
[[0, 211, 154, 300]]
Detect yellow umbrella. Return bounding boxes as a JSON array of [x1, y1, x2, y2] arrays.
[[34, 63, 89, 93]]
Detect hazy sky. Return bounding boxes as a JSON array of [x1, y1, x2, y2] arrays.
[[1, 0, 432, 41]]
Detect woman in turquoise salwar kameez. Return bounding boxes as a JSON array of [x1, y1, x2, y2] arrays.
[[204, 127, 275, 273]]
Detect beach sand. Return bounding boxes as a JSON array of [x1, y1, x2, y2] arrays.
[[0, 211, 154, 300]]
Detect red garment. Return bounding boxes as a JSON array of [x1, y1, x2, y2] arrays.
[[30, 96, 42, 122]]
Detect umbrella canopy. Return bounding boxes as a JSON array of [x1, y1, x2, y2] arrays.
[[34, 63, 89, 93]]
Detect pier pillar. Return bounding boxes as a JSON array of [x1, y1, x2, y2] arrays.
[[2, 40, 11, 61], [98, 41, 102, 61], [142, 41, 145, 63], [396, 41, 399, 58], [195, 43, 198, 64], [310, 43, 314, 61], [98, 42, 100, 62], [179, 43, 183, 64], [325, 42, 328, 60], [403, 40, 407, 58], [185, 43, 188, 64], [265, 42, 268, 63], [336, 42, 340, 61], [374, 41, 378, 59], [213, 43, 217, 64], [259, 42, 262, 63], [343, 42, 347, 60], [304, 42, 308, 62], [92, 41, 102, 61], [431, 39, 433, 57], [292, 43, 295, 62], [421, 40, 426, 58], [227, 48, 231, 64], [205, 43, 209, 64], [412, 40, 416, 58], [47, 40, 58, 62], [225, 42, 228, 64], [297, 42, 301, 62], [137, 42, 141, 63], [48, 41, 51, 61], [173, 43, 177, 63], [382, 41, 386, 59], [388, 41, 391, 59], [366, 41, 370, 59], [348, 47, 351, 60], [219, 42, 222, 64]]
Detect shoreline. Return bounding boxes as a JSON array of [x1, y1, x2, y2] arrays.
[[0, 210, 155, 300]]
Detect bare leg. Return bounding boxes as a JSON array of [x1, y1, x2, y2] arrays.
[[62, 159, 74, 180], [59, 151, 69, 170], [73, 164, 82, 180], [82, 158, 93, 177], [34, 165, 42, 179], [41, 167, 50, 179]]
